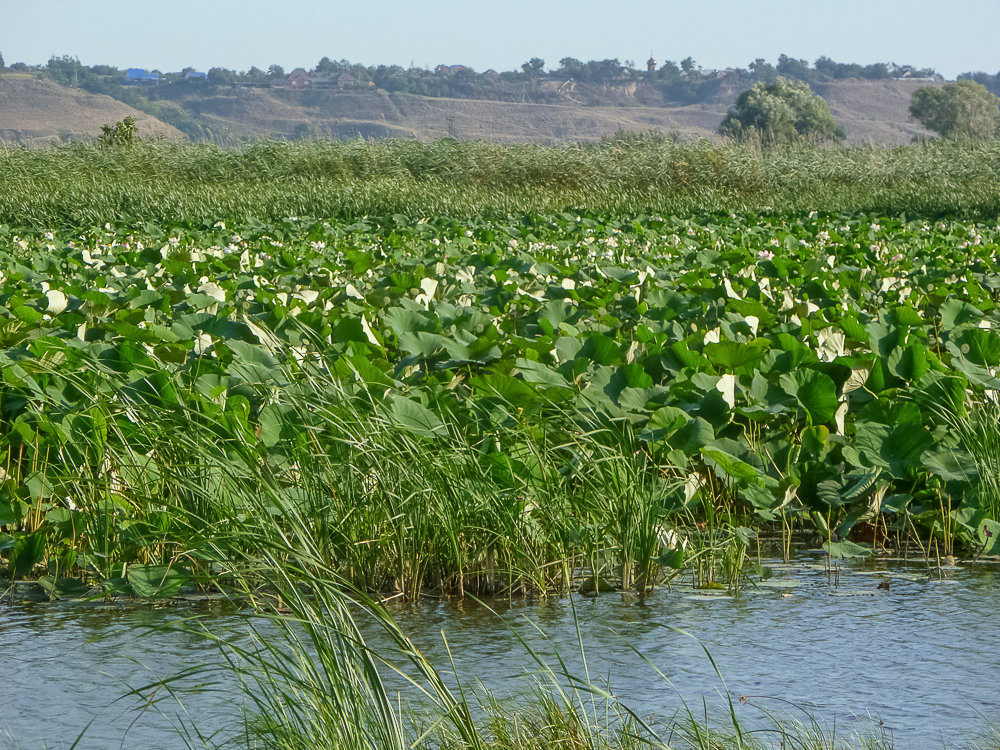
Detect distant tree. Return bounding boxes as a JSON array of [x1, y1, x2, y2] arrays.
[[555, 57, 585, 79], [776, 54, 812, 82], [207, 67, 236, 85], [720, 76, 843, 145], [680, 57, 696, 74], [910, 80, 1000, 140], [244, 66, 268, 85], [590, 59, 624, 82], [47, 55, 82, 86], [99, 115, 137, 147], [0, 50, 5, 71], [958, 71, 1000, 96], [268, 64, 285, 79], [749, 58, 776, 83], [521, 57, 545, 76], [860, 62, 891, 80], [657, 60, 682, 82], [373, 64, 406, 91]]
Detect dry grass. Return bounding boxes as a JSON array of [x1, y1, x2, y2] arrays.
[[0, 75, 945, 146], [0, 77, 184, 146]]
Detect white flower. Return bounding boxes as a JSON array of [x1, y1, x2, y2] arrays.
[[197, 281, 227, 303], [193, 333, 214, 355], [716, 373, 736, 408], [45, 289, 68, 315]]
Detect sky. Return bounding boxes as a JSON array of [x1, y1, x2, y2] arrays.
[[3, 0, 998, 80]]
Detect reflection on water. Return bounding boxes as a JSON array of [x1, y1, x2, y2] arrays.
[[1, 556, 997, 749]]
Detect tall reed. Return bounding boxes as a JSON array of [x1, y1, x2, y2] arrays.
[[5, 137, 1000, 230]]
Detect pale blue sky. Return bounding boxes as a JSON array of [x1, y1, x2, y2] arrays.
[[3, 0, 997, 79]]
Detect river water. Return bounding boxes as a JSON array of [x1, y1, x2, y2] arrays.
[[2, 555, 998, 749]]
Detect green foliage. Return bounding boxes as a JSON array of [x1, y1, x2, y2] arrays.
[[8, 138, 1000, 228], [910, 80, 1000, 140], [720, 76, 844, 145], [2, 210, 1000, 598], [98, 115, 137, 147], [521, 57, 545, 76], [46, 55, 82, 87]]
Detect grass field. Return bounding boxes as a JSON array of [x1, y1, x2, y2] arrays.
[[5, 136, 1000, 229]]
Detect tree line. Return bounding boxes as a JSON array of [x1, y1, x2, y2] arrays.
[[721, 77, 1000, 145], [19, 52, 940, 106]]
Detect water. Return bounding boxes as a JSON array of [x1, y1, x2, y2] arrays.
[[1, 556, 998, 749]]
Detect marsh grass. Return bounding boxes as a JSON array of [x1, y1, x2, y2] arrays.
[[6, 136, 1000, 229], [8, 341, 696, 600], [947, 398, 1000, 522], [129, 474, 897, 750]]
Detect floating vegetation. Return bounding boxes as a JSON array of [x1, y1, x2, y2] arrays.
[[2, 211, 999, 600]]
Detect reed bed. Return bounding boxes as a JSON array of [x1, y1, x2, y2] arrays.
[[124, 468, 990, 750], [6, 346, 703, 601], [6, 136, 1000, 229]]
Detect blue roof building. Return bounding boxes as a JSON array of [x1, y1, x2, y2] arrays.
[[125, 68, 159, 83]]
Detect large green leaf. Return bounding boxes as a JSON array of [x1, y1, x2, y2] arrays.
[[940, 299, 983, 330], [704, 341, 766, 370], [514, 358, 571, 388], [667, 417, 714, 457], [381, 394, 444, 439], [471, 373, 538, 404], [127, 564, 189, 598], [957, 328, 1000, 367], [704, 448, 762, 482], [578, 335, 621, 366], [779, 369, 838, 425], [10, 531, 45, 578], [851, 422, 934, 479], [825, 540, 873, 559], [887, 342, 930, 382]]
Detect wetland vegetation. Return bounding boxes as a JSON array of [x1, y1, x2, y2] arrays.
[[2, 135, 1000, 748]]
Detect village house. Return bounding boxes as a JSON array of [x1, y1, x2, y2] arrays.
[[125, 68, 158, 84], [282, 68, 335, 88], [279, 69, 371, 89]]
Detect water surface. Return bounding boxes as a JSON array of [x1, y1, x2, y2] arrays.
[[1, 556, 997, 749]]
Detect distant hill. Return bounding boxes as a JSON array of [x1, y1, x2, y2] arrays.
[[811, 79, 944, 144], [0, 73, 941, 147], [0, 75, 184, 146]]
